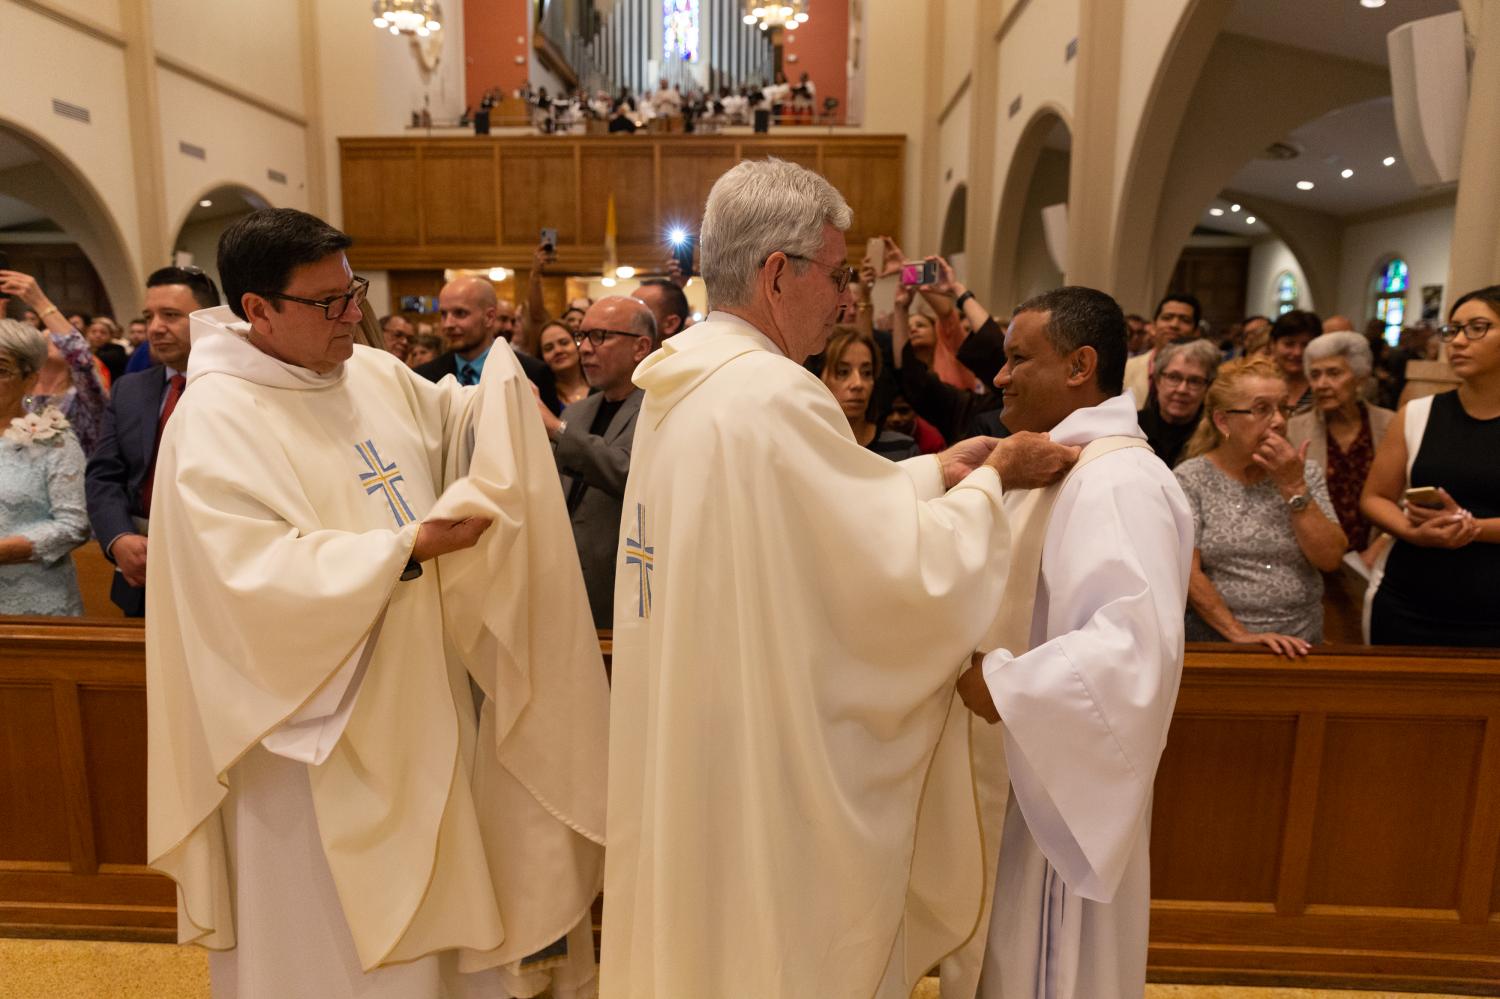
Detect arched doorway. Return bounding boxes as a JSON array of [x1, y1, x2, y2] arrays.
[[170, 184, 272, 293], [992, 110, 1071, 312], [1110, 0, 1409, 314], [0, 121, 139, 320]]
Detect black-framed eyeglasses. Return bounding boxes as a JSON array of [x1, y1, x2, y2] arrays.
[[267, 275, 369, 321], [781, 253, 856, 294], [1438, 319, 1494, 342], [574, 328, 648, 347], [1224, 401, 1295, 421]]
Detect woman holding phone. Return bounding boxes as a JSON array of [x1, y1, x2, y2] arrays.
[[1361, 285, 1500, 647]]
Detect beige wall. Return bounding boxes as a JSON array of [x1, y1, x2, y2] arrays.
[[1247, 238, 1313, 317], [1337, 203, 1455, 325], [986, 0, 1078, 255], [856, 0, 930, 250], [155, 68, 307, 237], [151, 0, 307, 115]]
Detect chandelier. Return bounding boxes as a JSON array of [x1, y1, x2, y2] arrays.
[[743, 1, 809, 31], [371, 0, 443, 37]]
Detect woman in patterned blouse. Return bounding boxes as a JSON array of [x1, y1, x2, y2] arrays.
[[0, 268, 108, 455], [1174, 356, 1349, 658]]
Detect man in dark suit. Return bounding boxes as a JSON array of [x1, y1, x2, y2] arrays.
[[414, 275, 560, 413], [535, 296, 655, 629], [85, 267, 220, 616]]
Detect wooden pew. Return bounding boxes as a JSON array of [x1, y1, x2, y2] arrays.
[[3, 622, 1498, 992]]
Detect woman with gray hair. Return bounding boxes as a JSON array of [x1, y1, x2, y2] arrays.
[[0, 318, 89, 615], [1287, 330, 1394, 561], [1139, 336, 1220, 467]]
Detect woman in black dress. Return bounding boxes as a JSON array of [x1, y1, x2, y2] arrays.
[[1361, 285, 1500, 647]]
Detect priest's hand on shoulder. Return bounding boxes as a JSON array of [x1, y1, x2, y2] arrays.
[[957, 658, 1000, 724], [412, 516, 494, 562], [984, 432, 1080, 491], [937, 435, 1001, 488]]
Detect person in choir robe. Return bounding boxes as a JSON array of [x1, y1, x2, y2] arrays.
[[600, 157, 1078, 999], [947, 286, 1194, 999], [145, 208, 608, 999]]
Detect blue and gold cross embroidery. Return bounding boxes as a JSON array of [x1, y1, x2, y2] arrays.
[[355, 439, 415, 527], [624, 503, 654, 619]]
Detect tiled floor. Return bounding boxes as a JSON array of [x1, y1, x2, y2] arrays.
[[0, 937, 1481, 999]]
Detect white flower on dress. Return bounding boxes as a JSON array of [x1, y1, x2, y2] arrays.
[[4, 406, 72, 447]]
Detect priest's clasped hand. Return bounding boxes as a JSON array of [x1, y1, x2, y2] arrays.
[[983, 432, 1081, 491], [412, 516, 494, 562], [957, 656, 1000, 724], [937, 436, 1002, 488]]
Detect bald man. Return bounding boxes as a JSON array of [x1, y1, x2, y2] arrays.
[[1323, 315, 1355, 333], [535, 296, 657, 627], [415, 276, 560, 412]]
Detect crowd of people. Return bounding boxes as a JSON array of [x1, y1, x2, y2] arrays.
[[482, 71, 823, 135], [1, 223, 1496, 658]]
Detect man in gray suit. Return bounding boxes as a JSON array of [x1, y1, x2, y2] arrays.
[[537, 296, 657, 629]]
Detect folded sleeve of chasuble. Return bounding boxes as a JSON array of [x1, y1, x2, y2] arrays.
[[981, 459, 1191, 901], [603, 349, 1013, 998]]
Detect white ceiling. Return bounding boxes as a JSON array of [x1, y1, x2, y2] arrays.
[[1223, 0, 1460, 67], [1201, 0, 1463, 234]]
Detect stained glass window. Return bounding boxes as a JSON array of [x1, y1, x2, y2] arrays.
[[1373, 258, 1409, 346], [663, 0, 699, 63], [1275, 271, 1298, 315]]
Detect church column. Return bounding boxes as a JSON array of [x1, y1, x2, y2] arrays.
[[1065, 0, 1125, 291], [1448, 0, 1500, 294], [120, 0, 169, 278], [299, 0, 330, 218], [963, 0, 1005, 308], [917, 0, 947, 251]]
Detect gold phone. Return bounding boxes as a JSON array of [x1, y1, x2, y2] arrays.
[[1403, 486, 1444, 509]]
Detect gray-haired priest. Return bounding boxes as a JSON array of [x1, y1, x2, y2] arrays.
[[600, 158, 1078, 998], [145, 208, 607, 999]]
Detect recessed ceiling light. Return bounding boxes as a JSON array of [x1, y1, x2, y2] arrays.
[[1245, 216, 1258, 224], [1341, 168, 1355, 179], [601, 276, 617, 288], [616, 265, 636, 279], [1230, 203, 1242, 213], [1360, 0, 1386, 8], [1296, 181, 1315, 190], [1383, 156, 1397, 166], [1209, 208, 1225, 217], [198, 199, 213, 207]]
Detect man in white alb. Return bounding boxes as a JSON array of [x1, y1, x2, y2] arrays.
[[145, 208, 607, 998], [599, 158, 1078, 999], [948, 286, 1193, 999]]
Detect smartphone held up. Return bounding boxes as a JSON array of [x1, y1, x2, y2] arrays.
[[899, 259, 937, 287]]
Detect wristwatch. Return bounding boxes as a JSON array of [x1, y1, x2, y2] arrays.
[[955, 290, 975, 311], [549, 418, 568, 441], [1286, 492, 1310, 512]]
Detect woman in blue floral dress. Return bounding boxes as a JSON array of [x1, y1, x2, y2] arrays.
[[0, 319, 89, 616]]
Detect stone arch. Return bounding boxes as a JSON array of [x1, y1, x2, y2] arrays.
[[991, 106, 1072, 313], [1110, 2, 1387, 314], [1222, 189, 1339, 319], [169, 183, 274, 292], [0, 116, 140, 319]]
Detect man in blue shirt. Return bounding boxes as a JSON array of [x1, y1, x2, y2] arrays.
[[414, 276, 560, 411]]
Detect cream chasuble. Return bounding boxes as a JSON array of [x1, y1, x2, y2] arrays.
[[946, 395, 1191, 999], [601, 313, 1014, 999], [147, 308, 607, 998]]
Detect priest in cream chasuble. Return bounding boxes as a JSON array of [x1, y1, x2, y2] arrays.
[[145, 210, 606, 999], [948, 290, 1192, 999], [600, 159, 1077, 999]]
